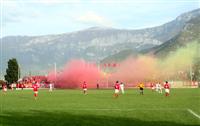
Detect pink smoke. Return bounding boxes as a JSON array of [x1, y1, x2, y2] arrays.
[[47, 60, 101, 89], [109, 56, 158, 84]]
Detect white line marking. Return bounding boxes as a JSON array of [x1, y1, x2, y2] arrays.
[[187, 109, 200, 120], [64, 108, 185, 111]]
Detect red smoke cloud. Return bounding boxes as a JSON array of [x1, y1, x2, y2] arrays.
[[47, 41, 197, 89], [47, 60, 101, 89], [110, 56, 158, 84]]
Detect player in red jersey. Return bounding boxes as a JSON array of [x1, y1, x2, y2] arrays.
[[2, 84, 7, 94], [150, 82, 155, 92], [114, 81, 120, 98], [82, 81, 87, 95], [32, 82, 39, 100], [164, 81, 170, 96]]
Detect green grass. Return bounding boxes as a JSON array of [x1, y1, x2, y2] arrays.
[[0, 88, 200, 126]]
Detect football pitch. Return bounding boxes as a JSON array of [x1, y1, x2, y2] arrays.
[[0, 88, 200, 126]]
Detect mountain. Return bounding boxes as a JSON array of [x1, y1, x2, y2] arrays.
[[145, 9, 200, 57], [1, 8, 200, 75], [102, 49, 139, 63], [102, 8, 200, 62]]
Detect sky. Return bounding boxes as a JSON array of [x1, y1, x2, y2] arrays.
[[0, 0, 200, 37]]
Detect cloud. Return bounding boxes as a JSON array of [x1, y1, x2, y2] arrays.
[[9, 0, 82, 4], [2, 1, 42, 25], [199, 0, 200, 8], [39, 0, 67, 5], [2, 10, 42, 26], [76, 11, 114, 27]]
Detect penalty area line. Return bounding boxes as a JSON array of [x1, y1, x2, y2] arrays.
[[187, 109, 200, 120]]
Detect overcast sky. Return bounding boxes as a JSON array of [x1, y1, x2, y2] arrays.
[[0, 0, 199, 37]]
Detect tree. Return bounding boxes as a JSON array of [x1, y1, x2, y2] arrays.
[[4, 58, 20, 84]]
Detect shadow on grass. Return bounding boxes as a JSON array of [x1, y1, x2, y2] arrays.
[[0, 110, 198, 126]]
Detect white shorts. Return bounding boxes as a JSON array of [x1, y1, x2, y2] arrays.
[[83, 88, 87, 91], [34, 91, 38, 94], [165, 89, 170, 93], [115, 89, 119, 93], [3, 88, 7, 92]]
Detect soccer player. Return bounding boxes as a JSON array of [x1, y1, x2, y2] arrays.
[[150, 82, 155, 92], [82, 81, 87, 95], [158, 82, 162, 94], [2, 84, 7, 94], [96, 83, 99, 89], [164, 81, 170, 96], [114, 81, 120, 98], [32, 82, 39, 100], [138, 82, 144, 95], [120, 82, 125, 94], [155, 83, 159, 92], [49, 82, 53, 92]]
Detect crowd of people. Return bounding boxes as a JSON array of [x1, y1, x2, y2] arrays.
[[1, 75, 55, 99], [16, 76, 48, 88]]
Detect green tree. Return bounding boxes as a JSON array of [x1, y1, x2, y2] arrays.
[[4, 58, 20, 84]]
